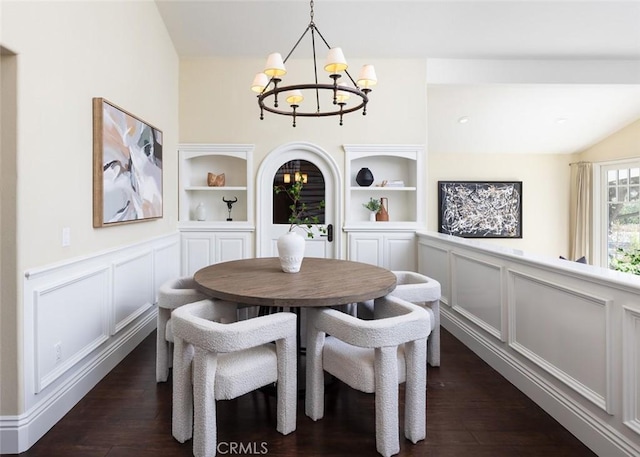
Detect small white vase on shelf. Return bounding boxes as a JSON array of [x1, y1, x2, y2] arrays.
[[277, 231, 306, 273], [195, 202, 206, 221], [369, 211, 377, 222]]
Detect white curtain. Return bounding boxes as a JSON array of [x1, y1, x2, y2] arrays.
[[569, 162, 593, 262]]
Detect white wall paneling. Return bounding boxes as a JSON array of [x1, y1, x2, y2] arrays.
[[623, 306, 640, 435], [417, 242, 450, 306], [451, 251, 505, 341], [509, 271, 613, 413], [417, 231, 640, 457], [112, 252, 154, 335], [8, 233, 180, 455], [34, 267, 110, 393]]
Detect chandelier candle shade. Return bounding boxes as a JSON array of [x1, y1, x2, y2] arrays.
[[250, 0, 377, 127]]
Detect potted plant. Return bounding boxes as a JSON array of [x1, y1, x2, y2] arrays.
[[274, 180, 326, 272], [363, 197, 381, 221]]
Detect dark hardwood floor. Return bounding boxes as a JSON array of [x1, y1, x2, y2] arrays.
[[10, 329, 596, 457]]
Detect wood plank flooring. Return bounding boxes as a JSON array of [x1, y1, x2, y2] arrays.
[[9, 329, 596, 456]]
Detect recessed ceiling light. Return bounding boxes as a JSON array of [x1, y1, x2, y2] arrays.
[[458, 117, 469, 124], [556, 118, 568, 124]]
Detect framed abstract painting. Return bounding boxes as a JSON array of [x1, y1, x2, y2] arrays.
[[93, 98, 163, 227], [438, 181, 522, 238]]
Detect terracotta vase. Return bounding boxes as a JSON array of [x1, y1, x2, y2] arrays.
[[376, 197, 389, 221]]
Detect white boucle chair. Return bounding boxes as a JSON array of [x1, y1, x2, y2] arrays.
[[171, 299, 297, 457], [156, 276, 212, 382], [358, 271, 441, 367], [306, 295, 431, 457]]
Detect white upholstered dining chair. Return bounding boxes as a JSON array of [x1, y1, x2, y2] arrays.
[[306, 295, 431, 457], [171, 299, 297, 457], [358, 271, 441, 366], [156, 276, 212, 382]]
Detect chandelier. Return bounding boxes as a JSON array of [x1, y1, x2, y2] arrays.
[[250, 0, 377, 127]]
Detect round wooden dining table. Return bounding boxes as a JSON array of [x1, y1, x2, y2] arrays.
[[193, 257, 397, 308]]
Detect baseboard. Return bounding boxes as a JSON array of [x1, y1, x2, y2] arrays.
[[441, 308, 639, 457], [0, 310, 156, 454]]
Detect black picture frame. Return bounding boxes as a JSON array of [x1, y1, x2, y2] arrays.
[[438, 181, 523, 238]]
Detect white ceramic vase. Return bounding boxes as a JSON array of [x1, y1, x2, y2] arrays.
[[369, 211, 377, 221], [277, 231, 306, 273]]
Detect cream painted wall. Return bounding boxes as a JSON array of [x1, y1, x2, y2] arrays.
[[427, 153, 573, 259], [1, 1, 178, 414], [578, 118, 640, 162], [180, 58, 427, 242]]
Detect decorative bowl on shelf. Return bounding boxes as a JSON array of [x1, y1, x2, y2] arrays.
[[207, 172, 225, 187]]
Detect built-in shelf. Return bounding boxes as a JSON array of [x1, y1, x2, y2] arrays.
[[178, 144, 254, 226], [343, 144, 425, 230]]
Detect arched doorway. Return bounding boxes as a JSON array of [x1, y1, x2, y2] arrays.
[[256, 142, 342, 258]]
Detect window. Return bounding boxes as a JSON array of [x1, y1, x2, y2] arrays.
[[597, 161, 640, 270], [272, 160, 325, 225]]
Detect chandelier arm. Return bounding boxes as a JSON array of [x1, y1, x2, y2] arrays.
[[283, 25, 312, 64], [310, 26, 321, 113], [313, 24, 359, 88]]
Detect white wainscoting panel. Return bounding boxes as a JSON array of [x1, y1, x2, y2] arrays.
[[623, 306, 640, 434], [509, 271, 612, 413], [112, 251, 154, 334], [34, 267, 110, 393], [417, 242, 450, 305], [5, 233, 180, 455], [451, 252, 504, 340], [417, 231, 640, 457], [154, 241, 180, 302]]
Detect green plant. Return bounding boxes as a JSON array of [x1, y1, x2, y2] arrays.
[[274, 180, 327, 238], [363, 197, 381, 212], [611, 246, 640, 276]]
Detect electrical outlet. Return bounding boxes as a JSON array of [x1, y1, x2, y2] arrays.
[[54, 342, 62, 362]]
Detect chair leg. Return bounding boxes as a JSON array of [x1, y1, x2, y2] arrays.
[[404, 338, 427, 444], [193, 350, 218, 457], [172, 338, 194, 443], [427, 301, 440, 367], [305, 311, 326, 421], [374, 347, 400, 457], [276, 333, 297, 435], [156, 308, 171, 382]]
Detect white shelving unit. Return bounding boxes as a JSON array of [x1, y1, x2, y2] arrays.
[[178, 144, 255, 274], [343, 144, 425, 270]]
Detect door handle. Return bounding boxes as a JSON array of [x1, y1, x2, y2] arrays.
[[321, 224, 334, 242]]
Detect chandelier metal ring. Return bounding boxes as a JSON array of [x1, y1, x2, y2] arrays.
[[258, 84, 369, 118]]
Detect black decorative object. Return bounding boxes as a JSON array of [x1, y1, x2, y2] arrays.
[[356, 167, 374, 187], [222, 196, 238, 221]]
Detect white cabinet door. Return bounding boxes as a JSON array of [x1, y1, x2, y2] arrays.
[[348, 232, 416, 271], [181, 232, 253, 275], [348, 233, 383, 266], [181, 233, 214, 276], [384, 233, 416, 271], [214, 232, 252, 263]]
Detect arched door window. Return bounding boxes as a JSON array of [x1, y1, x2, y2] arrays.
[[273, 160, 325, 225]]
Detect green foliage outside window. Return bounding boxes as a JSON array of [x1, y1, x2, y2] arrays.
[[611, 246, 640, 276]]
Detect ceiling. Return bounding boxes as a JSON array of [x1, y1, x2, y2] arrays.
[[155, 0, 640, 154]]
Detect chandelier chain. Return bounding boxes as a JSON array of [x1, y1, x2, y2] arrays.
[[309, 0, 314, 25]]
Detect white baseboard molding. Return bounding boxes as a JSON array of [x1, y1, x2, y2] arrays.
[[0, 310, 156, 454], [442, 308, 639, 457]]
